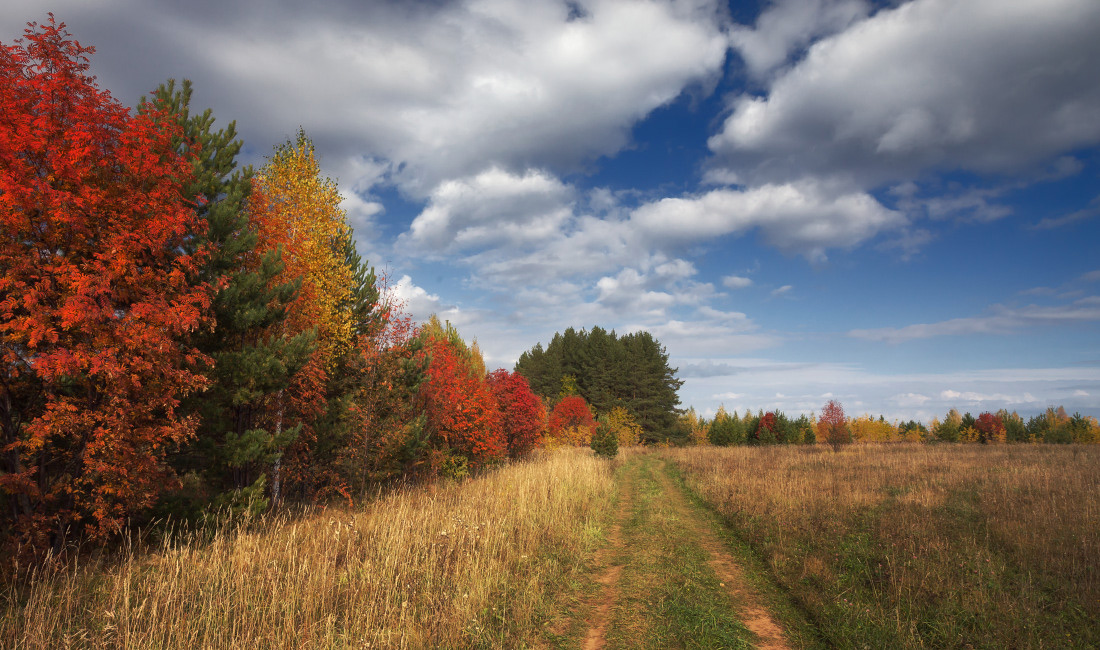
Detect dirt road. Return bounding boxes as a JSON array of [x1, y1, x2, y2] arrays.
[[557, 451, 796, 649]]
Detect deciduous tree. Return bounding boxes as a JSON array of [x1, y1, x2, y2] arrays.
[[486, 369, 545, 458], [420, 338, 505, 468], [819, 400, 850, 452], [0, 17, 210, 552], [548, 395, 596, 446]]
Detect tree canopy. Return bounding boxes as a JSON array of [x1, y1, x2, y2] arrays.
[[514, 326, 682, 442]]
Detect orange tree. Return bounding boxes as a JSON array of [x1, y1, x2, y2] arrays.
[[0, 17, 210, 553]]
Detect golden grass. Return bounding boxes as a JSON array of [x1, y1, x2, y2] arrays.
[[3, 447, 615, 649], [667, 443, 1100, 648]]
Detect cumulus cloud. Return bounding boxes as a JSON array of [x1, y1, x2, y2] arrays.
[[13, 0, 730, 196], [594, 260, 715, 316], [401, 167, 574, 254], [729, 0, 869, 79], [709, 0, 1100, 187], [385, 275, 459, 323], [629, 181, 905, 261]]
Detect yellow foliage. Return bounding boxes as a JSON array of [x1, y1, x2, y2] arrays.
[[849, 414, 898, 442], [556, 425, 592, 447], [604, 406, 643, 447], [960, 426, 981, 444], [256, 131, 354, 367]]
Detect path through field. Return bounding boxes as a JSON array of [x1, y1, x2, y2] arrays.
[[550, 451, 797, 649]]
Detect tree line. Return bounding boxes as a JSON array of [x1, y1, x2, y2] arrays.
[[678, 402, 1100, 448], [0, 18, 553, 559]]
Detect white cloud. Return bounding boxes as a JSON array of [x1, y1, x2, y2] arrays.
[[722, 275, 753, 289], [4, 0, 729, 197], [939, 389, 1037, 405], [594, 261, 715, 316], [850, 296, 1100, 343], [385, 275, 460, 324], [401, 167, 574, 254], [629, 181, 904, 261], [892, 392, 931, 407], [729, 0, 869, 79], [770, 284, 793, 297], [710, 0, 1100, 187]]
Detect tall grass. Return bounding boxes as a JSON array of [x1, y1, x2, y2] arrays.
[[668, 443, 1100, 648], [3, 448, 614, 649]]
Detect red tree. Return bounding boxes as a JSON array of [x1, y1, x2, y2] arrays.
[[756, 411, 777, 443], [486, 369, 546, 458], [819, 400, 850, 451], [0, 17, 210, 552], [420, 339, 505, 468], [974, 412, 1006, 444], [548, 395, 597, 446]]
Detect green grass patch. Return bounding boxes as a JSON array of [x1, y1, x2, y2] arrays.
[[605, 455, 754, 650]]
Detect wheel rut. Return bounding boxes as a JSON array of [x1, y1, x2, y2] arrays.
[[580, 464, 632, 650], [549, 452, 795, 649], [651, 458, 792, 650]]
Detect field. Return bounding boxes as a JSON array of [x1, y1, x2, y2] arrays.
[[667, 443, 1100, 648], [2, 448, 614, 649], [4, 443, 1099, 648]]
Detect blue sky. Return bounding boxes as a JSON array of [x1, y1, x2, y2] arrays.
[[5, 0, 1099, 422]]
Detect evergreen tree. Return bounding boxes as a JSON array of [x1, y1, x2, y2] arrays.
[[515, 326, 682, 442], [144, 80, 313, 516]]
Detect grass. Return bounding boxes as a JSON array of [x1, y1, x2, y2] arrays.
[[666, 443, 1100, 649], [2, 447, 615, 649], [603, 453, 753, 650]]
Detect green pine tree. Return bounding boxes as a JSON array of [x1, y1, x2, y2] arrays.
[[144, 80, 314, 517]]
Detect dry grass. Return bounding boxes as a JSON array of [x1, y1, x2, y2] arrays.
[[667, 443, 1100, 648], [2, 447, 615, 649]]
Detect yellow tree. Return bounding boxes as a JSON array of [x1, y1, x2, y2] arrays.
[[604, 406, 643, 447], [251, 131, 356, 501], [254, 130, 354, 366]]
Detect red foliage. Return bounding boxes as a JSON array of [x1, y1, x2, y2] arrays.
[[486, 369, 546, 458], [548, 395, 597, 445], [420, 339, 505, 467], [974, 412, 1006, 444], [758, 412, 777, 437], [0, 17, 210, 550], [819, 400, 850, 450]]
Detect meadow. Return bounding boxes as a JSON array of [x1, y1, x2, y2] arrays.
[[667, 443, 1100, 648], [2, 448, 614, 649], [6, 442, 1099, 649]]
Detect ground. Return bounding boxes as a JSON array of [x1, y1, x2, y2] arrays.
[[543, 449, 814, 649]]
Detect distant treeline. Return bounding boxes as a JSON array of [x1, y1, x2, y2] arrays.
[[675, 404, 1100, 446]]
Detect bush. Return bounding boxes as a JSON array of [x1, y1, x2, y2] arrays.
[[590, 422, 619, 459]]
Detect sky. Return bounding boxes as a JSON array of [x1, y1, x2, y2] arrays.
[[5, 0, 1100, 422]]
